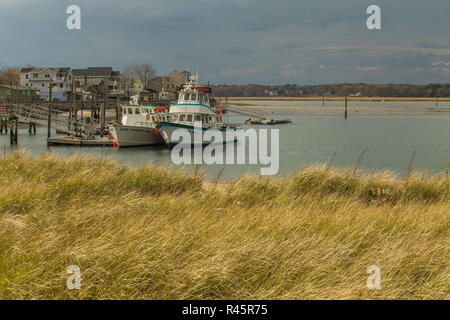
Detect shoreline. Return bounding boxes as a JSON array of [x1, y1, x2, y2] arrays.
[[222, 96, 450, 102]]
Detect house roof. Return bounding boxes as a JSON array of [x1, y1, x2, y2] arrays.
[[146, 82, 163, 93], [72, 67, 117, 77], [20, 67, 71, 75], [143, 87, 159, 94]]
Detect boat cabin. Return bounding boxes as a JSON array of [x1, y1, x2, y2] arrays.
[[177, 91, 211, 106], [120, 105, 169, 127]]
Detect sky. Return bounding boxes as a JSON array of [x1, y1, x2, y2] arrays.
[[1, 0, 449, 85]]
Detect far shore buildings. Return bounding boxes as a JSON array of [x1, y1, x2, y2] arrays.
[[19, 67, 191, 101], [19, 67, 125, 100], [147, 70, 191, 99], [72, 67, 124, 96], [0, 84, 39, 103], [19, 67, 73, 101]]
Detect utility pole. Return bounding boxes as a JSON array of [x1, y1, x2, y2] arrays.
[[100, 83, 106, 137], [68, 78, 74, 133], [48, 79, 52, 138], [15, 83, 19, 104], [116, 94, 120, 121]]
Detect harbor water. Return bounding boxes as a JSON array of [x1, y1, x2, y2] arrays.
[[1, 100, 449, 181]]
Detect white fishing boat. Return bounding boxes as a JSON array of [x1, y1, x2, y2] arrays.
[[109, 96, 169, 147], [155, 76, 239, 146]]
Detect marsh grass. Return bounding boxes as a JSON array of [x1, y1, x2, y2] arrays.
[[0, 152, 448, 299]]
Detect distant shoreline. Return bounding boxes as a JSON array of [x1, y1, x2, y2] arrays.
[[221, 97, 450, 102]]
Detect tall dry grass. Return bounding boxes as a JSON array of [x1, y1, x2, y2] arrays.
[[0, 152, 448, 299]]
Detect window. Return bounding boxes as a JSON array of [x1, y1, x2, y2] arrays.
[[26, 75, 29, 79], [191, 93, 197, 101], [174, 115, 179, 122], [135, 108, 140, 114], [42, 83, 45, 87], [128, 108, 133, 114], [122, 108, 127, 114], [187, 115, 193, 122], [179, 114, 185, 121], [184, 94, 190, 101], [45, 74, 50, 78], [195, 115, 201, 121], [60, 84, 63, 88], [33, 74, 38, 78]]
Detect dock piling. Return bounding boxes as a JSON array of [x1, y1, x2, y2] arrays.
[[345, 96, 348, 119], [9, 116, 18, 144]]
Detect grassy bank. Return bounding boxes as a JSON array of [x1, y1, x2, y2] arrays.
[[0, 152, 448, 299]]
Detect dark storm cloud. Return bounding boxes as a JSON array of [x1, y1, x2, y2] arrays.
[[0, 0, 449, 84]]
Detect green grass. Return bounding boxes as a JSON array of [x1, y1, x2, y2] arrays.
[[0, 152, 448, 299]]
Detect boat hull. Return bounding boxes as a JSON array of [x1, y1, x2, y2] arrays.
[[109, 124, 164, 147], [157, 122, 238, 146]]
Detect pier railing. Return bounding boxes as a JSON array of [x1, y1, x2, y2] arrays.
[[8, 103, 100, 138]]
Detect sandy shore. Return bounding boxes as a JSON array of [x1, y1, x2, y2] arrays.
[[224, 96, 450, 102], [229, 103, 450, 117]]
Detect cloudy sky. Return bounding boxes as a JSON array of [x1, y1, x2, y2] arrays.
[[1, 0, 449, 84]]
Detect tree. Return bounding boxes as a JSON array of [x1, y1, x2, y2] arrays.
[[0, 65, 20, 85], [122, 63, 156, 88]]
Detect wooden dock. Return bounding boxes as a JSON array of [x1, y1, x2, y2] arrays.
[[47, 136, 113, 147]]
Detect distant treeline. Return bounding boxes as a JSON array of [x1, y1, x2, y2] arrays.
[[212, 83, 450, 97]]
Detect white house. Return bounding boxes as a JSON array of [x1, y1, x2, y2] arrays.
[[20, 67, 73, 100]]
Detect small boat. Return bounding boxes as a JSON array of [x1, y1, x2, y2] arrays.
[[155, 76, 239, 146], [246, 118, 292, 125], [109, 96, 169, 147]]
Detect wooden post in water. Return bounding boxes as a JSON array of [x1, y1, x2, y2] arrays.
[[344, 96, 348, 119], [9, 117, 18, 145], [48, 79, 52, 138]]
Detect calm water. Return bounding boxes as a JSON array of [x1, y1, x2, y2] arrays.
[[1, 101, 449, 181], [238, 99, 450, 108]]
